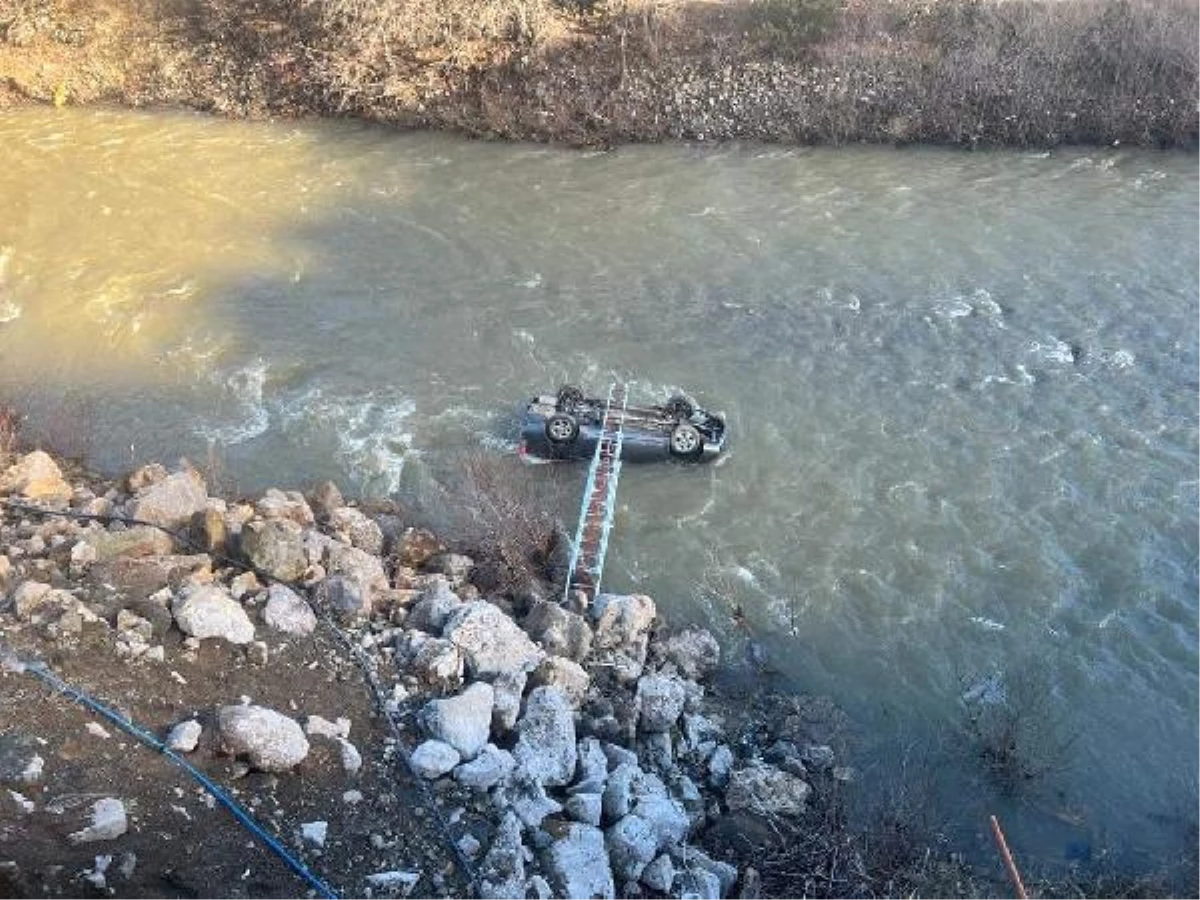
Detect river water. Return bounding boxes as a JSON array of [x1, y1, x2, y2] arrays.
[[2, 108, 1197, 883]]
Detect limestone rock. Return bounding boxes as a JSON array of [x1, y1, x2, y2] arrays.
[[406, 581, 462, 634], [67, 797, 127, 844], [641, 854, 675, 893], [166, 720, 202, 753], [635, 673, 688, 734], [443, 601, 545, 680], [240, 519, 307, 582], [409, 740, 460, 779], [423, 552, 474, 586], [530, 656, 590, 707], [420, 682, 494, 761], [564, 792, 603, 826], [408, 637, 464, 690], [327, 506, 384, 555], [543, 823, 614, 900], [317, 574, 370, 621], [513, 687, 577, 787], [606, 814, 658, 882], [0, 451, 71, 501], [454, 744, 516, 792], [172, 585, 255, 644], [591, 593, 656, 681], [262, 583, 317, 635], [725, 762, 811, 816], [0, 734, 44, 786], [524, 601, 594, 663], [255, 488, 314, 526], [479, 812, 525, 900], [216, 704, 309, 771], [127, 469, 208, 530], [662, 627, 721, 681], [89, 526, 175, 561], [490, 670, 527, 734], [495, 768, 562, 828], [394, 527, 444, 569], [10, 580, 51, 619]]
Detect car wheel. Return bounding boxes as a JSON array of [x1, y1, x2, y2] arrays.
[[669, 423, 703, 458], [546, 413, 580, 444], [556, 385, 584, 413], [665, 395, 694, 421]]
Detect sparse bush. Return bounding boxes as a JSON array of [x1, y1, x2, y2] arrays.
[[750, 0, 841, 48], [310, 0, 554, 54]]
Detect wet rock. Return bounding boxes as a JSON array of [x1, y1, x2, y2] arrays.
[[327, 506, 384, 555], [393, 527, 444, 569], [409, 740, 460, 779], [662, 627, 721, 681], [240, 519, 307, 582], [420, 682, 494, 760], [127, 469, 208, 530], [514, 687, 577, 787], [763, 740, 808, 778], [523, 600, 594, 662], [725, 762, 810, 816], [172, 585, 255, 644], [490, 670, 527, 733], [67, 797, 127, 844], [166, 720, 202, 753], [443, 601, 545, 680], [216, 704, 309, 772], [800, 744, 836, 772], [479, 812, 526, 900], [606, 814, 658, 881], [406, 581, 462, 634], [543, 823, 614, 900], [0, 450, 71, 501], [255, 488, 314, 526], [635, 673, 688, 733], [0, 734, 44, 786], [261, 583, 316, 635], [454, 743, 516, 792], [529, 656, 590, 707], [89, 526, 175, 561]]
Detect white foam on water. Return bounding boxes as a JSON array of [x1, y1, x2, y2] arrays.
[[970, 616, 1007, 632], [196, 359, 271, 445], [1029, 337, 1076, 365]]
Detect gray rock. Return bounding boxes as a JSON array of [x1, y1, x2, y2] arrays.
[[406, 582, 463, 634], [529, 656, 590, 707], [443, 601, 545, 680], [10, 581, 52, 619], [707, 745, 734, 788], [324, 543, 388, 597], [681, 713, 722, 754], [564, 792, 603, 826], [409, 637, 464, 690], [216, 704, 309, 771], [262, 583, 317, 635], [591, 593, 656, 658], [634, 794, 690, 847], [166, 720, 202, 753], [420, 682, 494, 760], [365, 870, 421, 896], [255, 488, 314, 526], [543, 823, 614, 900], [676, 846, 738, 897], [635, 673, 688, 734], [602, 742, 640, 770], [523, 601, 594, 662], [642, 854, 674, 892], [127, 469, 208, 530], [490, 670, 527, 734], [424, 552, 474, 586], [454, 744, 516, 792], [677, 868, 722, 899], [317, 574, 370, 621], [800, 744, 836, 772], [240, 519, 307, 582], [606, 814, 658, 881], [726, 762, 811, 816], [327, 506, 384, 555], [172, 585, 255, 644], [67, 797, 127, 844], [496, 768, 562, 828], [409, 740, 461, 779], [575, 737, 609, 791], [309, 481, 345, 520], [479, 812, 525, 900], [514, 687, 577, 787], [602, 762, 641, 823], [0, 734, 44, 786], [662, 627, 721, 681], [393, 527, 445, 569]]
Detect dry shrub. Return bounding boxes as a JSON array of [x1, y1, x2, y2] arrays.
[[0, 402, 20, 466], [412, 451, 572, 597]]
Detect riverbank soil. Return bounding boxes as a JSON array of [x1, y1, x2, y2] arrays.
[[1, 0, 1196, 147]]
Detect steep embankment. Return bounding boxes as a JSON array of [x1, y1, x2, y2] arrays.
[[1, 0, 1196, 148]]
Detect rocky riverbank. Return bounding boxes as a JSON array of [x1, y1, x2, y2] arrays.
[[0, 448, 865, 899], [1, 0, 1196, 148]]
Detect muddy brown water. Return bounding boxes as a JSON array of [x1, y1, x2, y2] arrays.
[[1, 107, 1196, 884]]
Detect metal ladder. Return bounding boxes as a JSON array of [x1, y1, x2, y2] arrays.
[[563, 382, 628, 602]]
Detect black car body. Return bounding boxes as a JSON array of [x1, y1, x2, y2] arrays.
[[519, 386, 727, 463]]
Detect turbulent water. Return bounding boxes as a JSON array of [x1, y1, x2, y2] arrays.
[[2, 107, 1197, 881]]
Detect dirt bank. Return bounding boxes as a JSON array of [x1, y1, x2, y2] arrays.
[[1, 0, 1196, 148]]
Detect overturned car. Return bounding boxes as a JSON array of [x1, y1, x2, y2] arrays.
[[520, 385, 727, 463]]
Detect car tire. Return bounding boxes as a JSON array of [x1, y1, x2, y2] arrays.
[[546, 413, 580, 445], [665, 395, 694, 421], [556, 385, 584, 413], [669, 423, 703, 458]]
